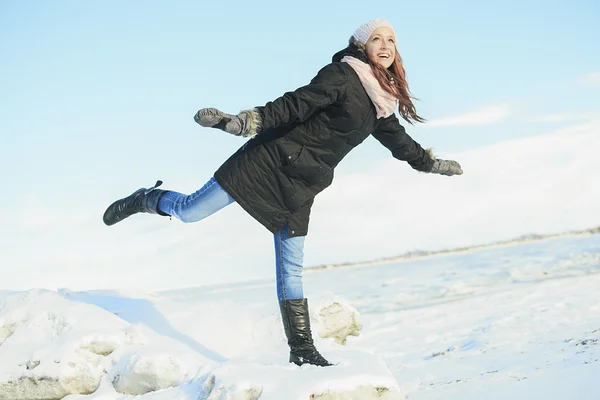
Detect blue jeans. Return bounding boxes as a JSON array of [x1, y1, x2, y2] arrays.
[[158, 177, 305, 301]]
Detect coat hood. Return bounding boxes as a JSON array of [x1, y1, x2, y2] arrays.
[[332, 43, 369, 64]]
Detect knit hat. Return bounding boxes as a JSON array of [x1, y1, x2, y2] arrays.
[[352, 19, 396, 45]]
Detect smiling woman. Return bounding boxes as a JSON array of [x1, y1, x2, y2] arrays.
[[348, 20, 424, 124], [366, 27, 397, 68], [102, 19, 463, 368]]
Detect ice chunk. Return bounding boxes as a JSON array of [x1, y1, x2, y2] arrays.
[[111, 352, 196, 395], [315, 301, 363, 345]]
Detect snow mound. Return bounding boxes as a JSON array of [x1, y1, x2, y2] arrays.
[[194, 350, 402, 400], [0, 289, 140, 399], [0, 290, 402, 399], [66, 352, 403, 399], [267, 350, 403, 400], [110, 346, 209, 396], [0, 290, 212, 399], [315, 300, 363, 345]]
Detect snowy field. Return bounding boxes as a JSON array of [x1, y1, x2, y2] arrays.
[[1, 233, 599, 399]]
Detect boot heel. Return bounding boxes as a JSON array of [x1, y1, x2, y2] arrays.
[[145, 180, 163, 194]]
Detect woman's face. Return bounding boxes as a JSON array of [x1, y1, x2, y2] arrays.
[[365, 26, 396, 69]]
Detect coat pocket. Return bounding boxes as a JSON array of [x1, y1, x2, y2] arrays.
[[283, 145, 306, 167], [281, 145, 328, 186]]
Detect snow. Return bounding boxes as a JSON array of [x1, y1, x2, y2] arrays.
[[1, 233, 599, 399]]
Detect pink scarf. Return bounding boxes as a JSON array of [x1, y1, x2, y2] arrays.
[[341, 56, 397, 119]]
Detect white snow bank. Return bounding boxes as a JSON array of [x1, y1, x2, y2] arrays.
[[0, 289, 139, 399], [175, 350, 403, 400], [109, 342, 212, 396], [0, 290, 402, 400], [0, 290, 214, 399]]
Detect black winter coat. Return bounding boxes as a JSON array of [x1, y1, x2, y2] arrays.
[[214, 46, 434, 237]]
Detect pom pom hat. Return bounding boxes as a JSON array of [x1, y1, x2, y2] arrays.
[[352, 19, 396, 45]]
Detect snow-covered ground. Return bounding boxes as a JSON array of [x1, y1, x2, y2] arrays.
[[1, 233, 599, 399]]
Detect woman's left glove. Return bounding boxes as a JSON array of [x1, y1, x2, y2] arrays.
[[429, 159, 463, 176], [194, 108, 257, 137]]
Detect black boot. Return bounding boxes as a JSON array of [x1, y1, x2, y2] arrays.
[[279, 298, 332, 367], [103, 180, 170, 226]]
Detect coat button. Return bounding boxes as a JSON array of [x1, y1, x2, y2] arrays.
[[288, 156, 292, 159], [291, 230, 295, 234]]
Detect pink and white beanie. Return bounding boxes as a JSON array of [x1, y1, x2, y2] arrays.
[[352, 19, 396, 45]]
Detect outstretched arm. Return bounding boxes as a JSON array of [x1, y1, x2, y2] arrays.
[[194, 63, 348, 136], [371, 114, 435, 172], [372, 115, 462, 176]]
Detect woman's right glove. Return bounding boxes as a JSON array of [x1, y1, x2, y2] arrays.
[[430, 158, 463, 176], [194, 108, 259, 137]]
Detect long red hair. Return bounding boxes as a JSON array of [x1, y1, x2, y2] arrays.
[[350, 37, 425, 124]]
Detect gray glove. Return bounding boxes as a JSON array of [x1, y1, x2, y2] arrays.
[[194, 108, 256, 137], [430, 158, 463, 176]]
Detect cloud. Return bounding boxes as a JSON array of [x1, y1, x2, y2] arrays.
[[423, 104, 511, 128], [527, 112, 598, 123], [575, 71, 600, 86]]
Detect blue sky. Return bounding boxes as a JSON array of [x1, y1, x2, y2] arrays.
[[1, 0, 599, 290]]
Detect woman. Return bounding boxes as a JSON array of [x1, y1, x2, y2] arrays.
[[103, 19, 463, 367]]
